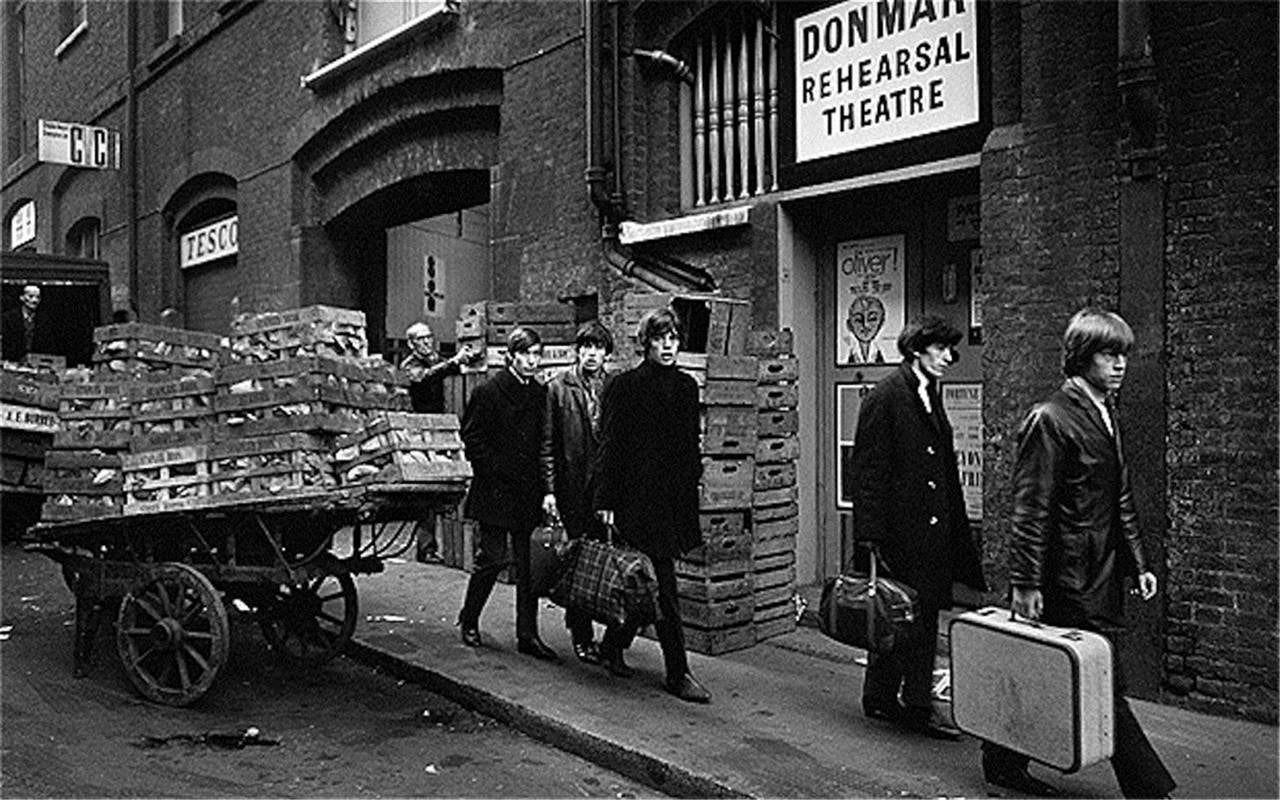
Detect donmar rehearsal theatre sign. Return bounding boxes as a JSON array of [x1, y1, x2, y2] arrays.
[[795, 0, 979, 162]]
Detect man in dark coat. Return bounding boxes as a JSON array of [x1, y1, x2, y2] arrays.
[[980, 309, 1175, 799], [457, 327, 559, 661], [850, 315, 985, 739], [2, 284, 55, 363], [592, 307, 710, 703], [540, 320, 613, 664]]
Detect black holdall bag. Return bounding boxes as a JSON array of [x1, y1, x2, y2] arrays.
[[528, 517, 573, 598], [818, 545, 918, 654]]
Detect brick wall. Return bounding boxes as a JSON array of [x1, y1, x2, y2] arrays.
[[984, 1, 1277, 722], [1156, 2, 1278, 723]]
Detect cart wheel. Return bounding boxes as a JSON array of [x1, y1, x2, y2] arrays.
[[258, 560, 357, 666], [115, 562, 229, 707]]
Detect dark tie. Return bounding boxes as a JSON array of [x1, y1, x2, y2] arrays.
[[1105, 396, 1121, 447]]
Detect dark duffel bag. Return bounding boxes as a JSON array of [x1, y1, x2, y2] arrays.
[[818, 546, 918, 654]]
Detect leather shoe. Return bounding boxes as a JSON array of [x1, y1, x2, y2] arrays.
[[863, 696, 905, 722], [573, 640, 602, 665], [983, 766, 1061, 797], [901, 708, 961, 741], [459, 623, 481, 648], [601, 647, 634, 678], [666, 673, 712, 704], [517, 636, 561, 662]]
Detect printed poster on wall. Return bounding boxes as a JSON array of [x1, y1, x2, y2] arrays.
[[836, 383, 876, 509], [943, 382, 983, 521], [836, 234, 905, 366]]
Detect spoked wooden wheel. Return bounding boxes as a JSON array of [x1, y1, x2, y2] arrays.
[[115, 563, 229, 706], [258, 559, 358, 666]]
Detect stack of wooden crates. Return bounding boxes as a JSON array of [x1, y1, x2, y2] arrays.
[[1, 363, 61, 529], [42, 323, 224, 521], [616, 291, 801, 656]]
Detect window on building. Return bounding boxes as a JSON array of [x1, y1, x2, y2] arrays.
[[4, 1, 26, 161], [66, 217, 100, 259], [155, 0, 183, 44], [7, 200, 37, 251], [356, 0, 441, 47], [678, 4, 779, 208]]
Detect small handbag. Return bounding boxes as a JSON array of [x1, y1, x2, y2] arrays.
[[818, 546, 918, 654], [528, 519, 571, 598]]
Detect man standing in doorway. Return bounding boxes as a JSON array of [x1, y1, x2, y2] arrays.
[[2, 284, 52, 363], [979, 308, 1175, 798], [850, 315, 986, 739]]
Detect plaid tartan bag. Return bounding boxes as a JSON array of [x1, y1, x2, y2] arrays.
[[548, 527, 660, 628]]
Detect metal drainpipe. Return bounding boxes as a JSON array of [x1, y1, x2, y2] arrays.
[[583, 0, 685, 291], [125, 0, 138, 316]]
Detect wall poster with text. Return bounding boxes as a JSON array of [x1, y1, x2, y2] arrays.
[[943, 382, 983, 521], [836, 234, 905, 366], [836, 382, 877, 509]]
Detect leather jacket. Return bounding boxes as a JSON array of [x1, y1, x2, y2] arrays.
[[1008, 380, 1146, 627]]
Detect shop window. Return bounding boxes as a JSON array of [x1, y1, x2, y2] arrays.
[[356, 0, 443, 47], [55, 0, 87, 56], [65, 217, 100, 259], [678, 4, 779, 208]]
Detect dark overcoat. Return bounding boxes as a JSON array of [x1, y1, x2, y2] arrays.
[[539, 367, 602, 537], [461, 368, 545, 531], [1, 307, 56, 363], [1008, 380, 1147, 630], [849, 363, 986, 606], [591, 360, 702, 559]]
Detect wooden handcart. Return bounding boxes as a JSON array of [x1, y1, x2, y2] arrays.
[[23, 481, 464, 707]]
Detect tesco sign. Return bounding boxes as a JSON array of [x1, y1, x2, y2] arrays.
[[180, 216, 238, 269]]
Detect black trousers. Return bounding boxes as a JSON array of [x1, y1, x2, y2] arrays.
[[862, 600, 942, 712], [981, 619, 1176, 798], [599, 555, 689, 682], [458, 523, 539, 640]]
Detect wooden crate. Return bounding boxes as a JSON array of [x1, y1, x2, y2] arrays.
[[754, 609, 798, 642], [93, 323, 224, 372], [214, 384, 370, 438], [699, 456, 754, 510], [706, 355, 757, 380], [747, 328, 795, 357], [757, 409, 799, 438], [753, 500, 798, 523], [55, 380, 131, 450], [485, 301, 576, 324], [121, 444, 214, 514], [129, 375, 215, 447], [701, 406, 757, 457], [40, 450, 124, 520], [484, 321, 578, 345], [334, 413, 471, 484], [439, 512, 476, 571], [0, 370, 59, 409], [753, 533, 796, 561], [679, 594, 754, 629], [754, 462, 797, 492], [757, 384, 799, 411], [754, 435, 799, 464], [753, 484, 798, 509], [683, 622, 755, 655], [682, 511, 752, 565], [757, 356, 799, 384], [228, 305, 368, 362], [754, 515, 799, 543], [675, 560, 754, 602], [702, 379, 756, 406], [208, 433, 336, 498]]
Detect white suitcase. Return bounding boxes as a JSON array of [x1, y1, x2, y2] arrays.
[[949, 606, 1114, 772]]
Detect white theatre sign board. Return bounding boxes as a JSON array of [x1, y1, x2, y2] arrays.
[[794, 0, 979, 162]]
